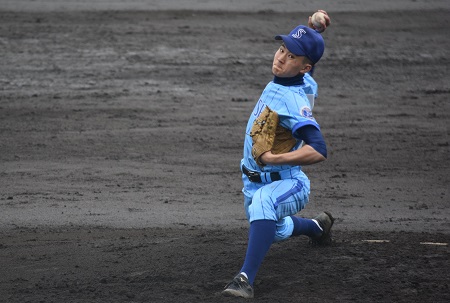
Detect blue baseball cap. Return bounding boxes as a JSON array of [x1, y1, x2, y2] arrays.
[[275, 25, 325, 64]]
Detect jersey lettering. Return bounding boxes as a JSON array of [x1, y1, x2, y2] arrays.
[[253, 99, 266, 117]]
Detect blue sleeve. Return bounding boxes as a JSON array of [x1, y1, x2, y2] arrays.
[[294, 124, 327, 158]]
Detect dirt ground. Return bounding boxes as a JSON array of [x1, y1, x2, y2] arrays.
[[1, 1, 449, 302]]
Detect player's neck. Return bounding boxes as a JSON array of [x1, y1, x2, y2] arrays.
[[273, 73, 304, 86]]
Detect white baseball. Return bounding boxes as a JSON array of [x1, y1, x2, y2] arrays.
[[311, 12, 326, 31]]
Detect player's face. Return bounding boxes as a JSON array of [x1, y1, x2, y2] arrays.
[[272, 44, 311, 78]]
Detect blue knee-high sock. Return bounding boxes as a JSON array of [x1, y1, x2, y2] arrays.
[[240, 220, 276, 285], [290, 215, 322, 237]]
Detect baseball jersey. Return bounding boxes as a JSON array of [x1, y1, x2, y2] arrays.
[[241, 76, 321, 193]]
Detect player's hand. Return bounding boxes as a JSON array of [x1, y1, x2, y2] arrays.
[[308, 10, 331, 33]]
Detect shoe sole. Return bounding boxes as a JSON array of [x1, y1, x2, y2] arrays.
[[222, 288, 254, 299]]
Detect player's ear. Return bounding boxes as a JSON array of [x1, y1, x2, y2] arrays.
[[300, 56, 313, 74], [300, 64, 312, 74]]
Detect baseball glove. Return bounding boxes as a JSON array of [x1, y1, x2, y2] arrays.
[[250, 106, 297, 166]]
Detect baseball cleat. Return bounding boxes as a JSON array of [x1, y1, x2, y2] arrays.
[[310, 211, 335, 246], [222, 273, 254, 299]]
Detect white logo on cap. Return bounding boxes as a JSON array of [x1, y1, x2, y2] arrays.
[[292, 29, 306, 39]]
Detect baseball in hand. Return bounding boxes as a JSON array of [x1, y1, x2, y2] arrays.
[[311, 12, 326, 32]]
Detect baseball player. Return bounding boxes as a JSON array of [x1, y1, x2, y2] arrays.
[[222, 11, 334, 299]]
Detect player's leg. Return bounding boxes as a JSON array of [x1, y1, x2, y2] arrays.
[[276, 215, 322, 240], [274, 212, 335, 245], [270, 179, 334, 243], [273, 216, 322, 242], [224, 179, 308, 297], [223, 179, 334, 298], [242, 179, 312, 277], [267, 178, 319, 241], [223, 190, 278, 298]]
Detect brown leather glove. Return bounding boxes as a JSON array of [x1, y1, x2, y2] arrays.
[[250, 106, 297, 166]]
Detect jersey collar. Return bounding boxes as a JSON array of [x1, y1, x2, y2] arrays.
[[273, 74, 304, 86]]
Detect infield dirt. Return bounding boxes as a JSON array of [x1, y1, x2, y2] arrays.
[[0, 1, 449, 302]]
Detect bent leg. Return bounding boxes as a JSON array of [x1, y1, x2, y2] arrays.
[[273, 215, 322, 242], [246, 179, 309, 223], [241, 179, 311, 281]]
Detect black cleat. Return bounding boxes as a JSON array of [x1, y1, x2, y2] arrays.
[[222, 273, 254, 299], [310, 211, 335, 246]]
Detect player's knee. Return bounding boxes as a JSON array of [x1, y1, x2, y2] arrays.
[[274, 217, 294, 242], [247, 195, 277, 222]]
